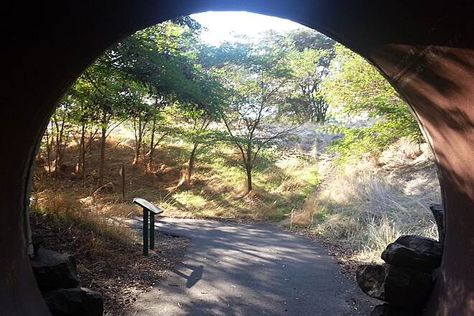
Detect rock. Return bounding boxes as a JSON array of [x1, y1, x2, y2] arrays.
[[370, 304, 420, 316], [429, 204, 445, 245], [382, 235, 442, 271], [384, 265, 433, 308], [356, 264, 386, 300], [357, 264, 432, 308], [31, 248, 79, 291], [44, 287, 103, 316]]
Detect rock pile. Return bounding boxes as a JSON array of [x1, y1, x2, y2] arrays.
[[356, 204, 444, 315], [31, 246, 103, 316]]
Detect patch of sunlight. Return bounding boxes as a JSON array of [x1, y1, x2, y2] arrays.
[[173, 191, 208, 209], [296, 166, 319, 185], [275, 156, 301, 169]]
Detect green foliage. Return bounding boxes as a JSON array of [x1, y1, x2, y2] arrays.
[[45, 17, 230, 179], [108, 20, 224, 111], [283, 48, 330, 123], [287, 29, 335, 60], [204, 37, 300, 192], [321, 45, 422, 163], [159, 140, 319, 221]]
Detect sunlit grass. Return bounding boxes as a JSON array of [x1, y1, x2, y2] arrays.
[[290, 139, 440, 263], [156, 141, 320, 221], [32, 190, 135, 245], [33, 134, 321, 237], [173, 191, 208, 209]]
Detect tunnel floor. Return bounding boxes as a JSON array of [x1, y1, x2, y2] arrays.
[[125, 218, 374, 315]]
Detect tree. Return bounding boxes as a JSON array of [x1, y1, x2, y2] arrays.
[[41, 17, 214, 180], [76, 58, 131, 186], [62, 18, 209, 181], [264, 29, 336, 123], [287, 28, 335, 56], [287, 29, 336, 81], [50, 103, 72, 174], [321, 45, 422, 162], [107, 18, 221, 173], [145, 107, 170, 171], [40, 93, 76, 176], [177, 102, 223, 185], [215, 41, 294, 194], [67, 87, 99, 178], [285, 48, 330, 123], [122, 81, 154, 166]]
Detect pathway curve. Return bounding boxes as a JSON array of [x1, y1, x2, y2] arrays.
[[126, 218, 374, 315]]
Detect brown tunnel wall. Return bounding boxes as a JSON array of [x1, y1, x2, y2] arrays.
[[1, 1, 474, 315]]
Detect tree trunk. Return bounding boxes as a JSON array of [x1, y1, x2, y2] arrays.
[[86, 128, 98, 154], [98, 112, 107, 187], [44, 126, 52, 173], [81, 126, 86, 179], [245, 143, 253, 194], [147, 116, 156, 171], [245, 163, 252, 193], [186, 143, 199, 183], [76, 122, 86, 176], [53, 115, 65, 173], [132, 138, 141, 165], [132, 117, 142, 165], [53, 119, 60, 172]]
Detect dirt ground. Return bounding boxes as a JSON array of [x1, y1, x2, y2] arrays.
[[30, 212, 190, 315]]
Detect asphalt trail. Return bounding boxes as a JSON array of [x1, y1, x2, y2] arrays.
[[126, 218, 374, 315]]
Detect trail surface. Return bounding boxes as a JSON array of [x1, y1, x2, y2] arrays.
[[126, 218, 374, 315]]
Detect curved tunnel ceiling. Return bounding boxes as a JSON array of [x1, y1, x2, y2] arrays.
[[1, 1, 474, 315]]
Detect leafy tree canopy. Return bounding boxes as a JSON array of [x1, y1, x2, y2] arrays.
[[321, 45, 423, 163]]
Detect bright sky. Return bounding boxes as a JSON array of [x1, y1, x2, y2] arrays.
[[190, 11, 307, 45]]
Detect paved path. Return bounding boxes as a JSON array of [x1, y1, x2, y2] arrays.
[[126, 218, 374, 316]]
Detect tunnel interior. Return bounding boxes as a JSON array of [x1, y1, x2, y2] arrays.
[[2, 1, 474, 315]]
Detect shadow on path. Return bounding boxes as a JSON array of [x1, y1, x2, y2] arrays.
[[126, 218, 374, 316]]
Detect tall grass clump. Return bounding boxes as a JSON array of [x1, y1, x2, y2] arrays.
[[32, 189, 135, 245], [293, 140, 440, 262]]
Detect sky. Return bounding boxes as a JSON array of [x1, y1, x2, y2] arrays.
[[190, 11, 308, 45]]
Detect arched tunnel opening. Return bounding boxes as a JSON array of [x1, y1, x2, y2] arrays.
[[2, 1, 474, 315], [28, 10, 443, 314]]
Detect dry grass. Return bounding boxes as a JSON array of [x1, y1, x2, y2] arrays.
[[34, 130, 440, 268], [32, 136, 193, 314], [158, 147, 319, 221], [290, 138, 441, 263], [32, 189, 135, 244], [33, 132, 320, 232]]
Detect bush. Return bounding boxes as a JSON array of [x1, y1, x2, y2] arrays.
[[321, 45, 423, 164]]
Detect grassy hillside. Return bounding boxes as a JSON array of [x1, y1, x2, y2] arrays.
[[33, 126, 441, 268], [32, 129, 319, 312], [33, 132, 319, 223], [290, 138, 440, 263]]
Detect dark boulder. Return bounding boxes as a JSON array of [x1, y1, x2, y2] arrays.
[[31, 248, 79, 291], [357, 264, 432, 308], [384, 265, 433, 308], [370, 304, 421, 316], [44, 287, 103, 316], [356, 264, 386, 300], [381, 235, 442, 271]]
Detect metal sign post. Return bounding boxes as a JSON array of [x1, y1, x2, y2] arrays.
[[133, 198, 163, 256]]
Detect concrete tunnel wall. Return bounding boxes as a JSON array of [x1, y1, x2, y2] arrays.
[[1, 1, 474, 315]]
